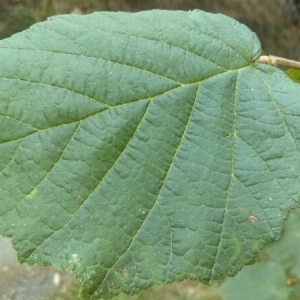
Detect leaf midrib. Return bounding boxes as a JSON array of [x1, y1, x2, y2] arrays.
[[0, 68, 247, 145]]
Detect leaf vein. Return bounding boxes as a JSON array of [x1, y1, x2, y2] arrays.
[[98, 83, 201, 296], [210, 71, 239, 281]]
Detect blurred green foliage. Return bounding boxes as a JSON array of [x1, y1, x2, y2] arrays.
[[286, 68, 300, 83]]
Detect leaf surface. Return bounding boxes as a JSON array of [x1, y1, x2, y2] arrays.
[[0, 10, 300, 300], [265, 208, 300, 278]]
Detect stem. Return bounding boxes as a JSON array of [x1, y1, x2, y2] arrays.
[[257, 55, 300, 70]]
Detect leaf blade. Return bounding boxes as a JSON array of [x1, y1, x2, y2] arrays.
[[0, 10, 299, 300]]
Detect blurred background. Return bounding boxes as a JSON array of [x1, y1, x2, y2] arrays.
[[0, 0, 300, 299]]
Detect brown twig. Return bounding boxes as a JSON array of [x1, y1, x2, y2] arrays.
[[257, 55, 300, 70]]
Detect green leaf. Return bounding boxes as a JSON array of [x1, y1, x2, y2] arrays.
[[265, 208, 300, 278], [0, 9, 300, 300], [286, 68, 300, 84], [218, 262, 291, 300]]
